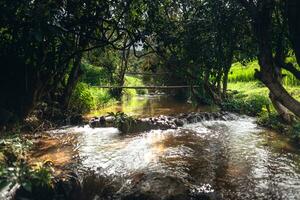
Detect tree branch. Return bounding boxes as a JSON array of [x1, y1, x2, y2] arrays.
[[281, 62, 300, 80]]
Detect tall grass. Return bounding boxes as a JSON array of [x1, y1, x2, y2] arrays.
[[229, 58, 300, 86], [69, 82, 115, 113], [228, 61, 258, 83], [69, 75, 148, 114]]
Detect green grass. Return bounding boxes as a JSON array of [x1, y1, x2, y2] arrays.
[[69, 82, 115, 114], [226, 81, 300, 137], [123, 76, 148, 97], [229, 58, 300, 86], [70, 76, 148, 114], [227, 81, 300, 107], [228, 61, 258, 83]]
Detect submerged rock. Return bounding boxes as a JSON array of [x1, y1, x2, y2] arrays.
[[117, 173, 190, 200]]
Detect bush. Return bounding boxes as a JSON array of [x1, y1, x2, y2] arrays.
[[107, 111, 135, 133], [245, 95, 270, 116], [69, 82, 116, 114], [0, 135, 53, 197], [69, 82, 95, 113], [290, 122, 300, 140], [81, 62, 111, 86], [221, 93, 270, 116], [124, 76, 148, 96], [257, 112, 286, 131]]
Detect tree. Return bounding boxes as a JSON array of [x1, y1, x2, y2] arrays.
[[238, 0, 300, 121], [0, 0, 144, 126]]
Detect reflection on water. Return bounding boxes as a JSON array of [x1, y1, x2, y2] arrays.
[[86, 94, 216, 118], [34, 95, 300, 199]]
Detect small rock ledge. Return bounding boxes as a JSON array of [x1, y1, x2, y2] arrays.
[[89, 111, 239, 133]]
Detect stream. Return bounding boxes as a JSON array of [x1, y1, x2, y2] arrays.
[[32, 95, 300, 200]]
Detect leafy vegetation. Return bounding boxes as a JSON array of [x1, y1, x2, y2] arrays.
[[69, 74, 148, 114], [69, 82, 114, 114], [226, 61, 300, 138], [222, 92, 270, 116], [0, 135, 54, 197], [123, 76, 148, 97], [107, 111, 135, 133]]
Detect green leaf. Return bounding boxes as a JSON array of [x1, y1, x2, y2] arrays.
[[22, 182, 32, 192]]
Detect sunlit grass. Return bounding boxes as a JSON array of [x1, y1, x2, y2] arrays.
[[228, 81, 300, 102], [229, 58, 300, 86], [123, 75, 148, 97]]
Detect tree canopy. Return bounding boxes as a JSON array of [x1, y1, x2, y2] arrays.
[[0, 0, 300, 125]]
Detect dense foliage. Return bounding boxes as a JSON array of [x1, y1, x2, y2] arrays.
[[0, 0, 300, 126]]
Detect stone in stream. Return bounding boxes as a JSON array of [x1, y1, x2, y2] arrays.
[[116, 173, 190, 200], [89, 115, 181, 133], [116, 172, 216, 200], [88, 112, 239, 133]]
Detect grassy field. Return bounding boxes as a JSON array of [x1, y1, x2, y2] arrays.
[[228, 81, 300, 101], [229, 59, 300, 87], [226, 60, 300, 136]]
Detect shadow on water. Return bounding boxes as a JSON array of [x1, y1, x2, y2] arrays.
[[31, 95, 300, 200]]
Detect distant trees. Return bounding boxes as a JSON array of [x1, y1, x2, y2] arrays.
[[140, 0, 250, 103]]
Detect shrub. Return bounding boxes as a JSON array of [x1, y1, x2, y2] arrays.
[[124, 76, 148, 96], [221, 94, 270, 116], [69, 82, 117, 114], [107, 111, 135, 133], [69, 82, 95, 113], [290, 122, 300, 140], [0, 135, 53, 197], [81, 62, 111, 86], [257, 112, 286, 132]]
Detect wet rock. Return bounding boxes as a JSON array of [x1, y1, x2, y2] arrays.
[[89, 116, 179, 133], [89, 116, 115, 128], [55, 172, 82, 200], [88, 111, 239, 133], [117, 173, 190, 200], [69, 114, 84, 125]]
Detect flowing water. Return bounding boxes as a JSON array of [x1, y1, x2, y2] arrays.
[[36, 95, 300, 200]]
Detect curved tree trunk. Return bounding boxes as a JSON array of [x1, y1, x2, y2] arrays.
[[62, 52, 84, 109], [252, 0, 300, 119]]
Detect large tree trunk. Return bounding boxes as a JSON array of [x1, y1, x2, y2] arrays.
[[222, 67, 230, 96], [62, 52, 84, 109], [253, 1, 300, 119], [222, 49, 234, 96], [110, 39, 130, 99], [285, 0, 300, 65]]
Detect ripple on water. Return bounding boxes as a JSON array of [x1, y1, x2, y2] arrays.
[[43, 117, 300, 199]]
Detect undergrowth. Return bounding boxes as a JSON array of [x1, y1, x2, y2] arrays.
[[0, 134, 54, 198], [226, 81, 300, 139], [69, 75, 148, 114]]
